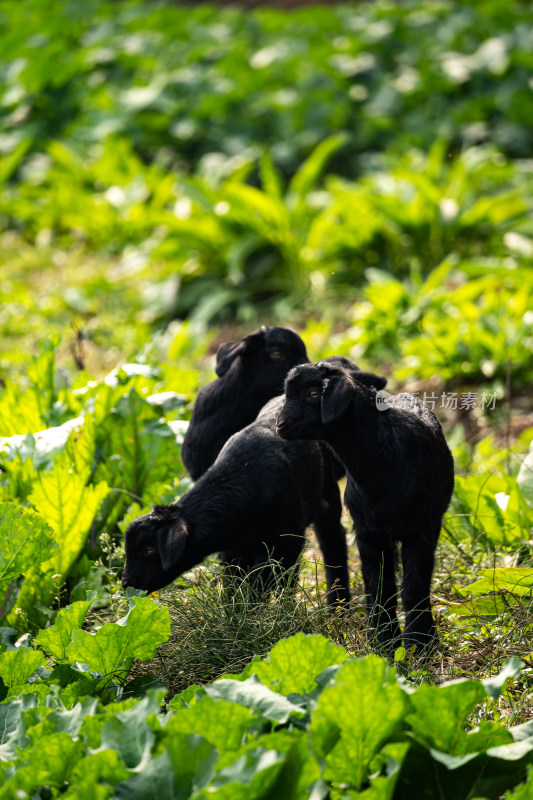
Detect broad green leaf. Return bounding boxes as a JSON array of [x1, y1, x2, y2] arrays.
[[66, 597, 171, 680], [164, 696, 257, 751], [331, 742, 409, 800], [0, 732, 84, 799], [214, 729, 320, 800], [32, 697, 98, 740], [505, 766, 533, 798], [0, 647, 46, 692], [9, 455, 109, 628], [35, 598, 94, 659], [406, 680, 488, 754], [205, 675, 306, 724], [0, 382, 44, 438], [0, 503, 57, 599], [65, 750, 129, 800], [0, 699, 26, 761], [114, 749, 178, 800], [0, 416, 85, 470], [445, 594, 515, 618], [457, 569, 533, 598], [248, 633, 348, 696], [79, 690, 163, 757], [396, 738, 530, 800], [29, 461, 108, 578], [167, 683, 206, 711], [115, 734, 215, 800], [97, 692, 164, 768], [196, 746, 289, 800], [310, 656, 407, 791]]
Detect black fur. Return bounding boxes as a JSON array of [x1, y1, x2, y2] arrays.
[[182, 326, 308, 480], [277, 361, 455, 654], [123, 397, 351, 606], [181, 326, 386, 481]]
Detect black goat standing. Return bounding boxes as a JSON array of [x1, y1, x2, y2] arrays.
[[122, 397, 350, 606], [181, 326, 387, 481], [177, 326, 386, 607], [277, 361, 454, 653], [182, 326, 308, 480]]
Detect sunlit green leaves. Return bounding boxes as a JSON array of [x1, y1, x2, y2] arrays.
[[0, 633, 530, 798], [0, 647, 46, 692], [35, 598, 94, 660], [66, 596, 171, 682], [0, 503, 57, 599], [0, 732, 84, 800], [451, 472, 533, 548], [247, 633, 348, 696], [310, 656, 408, 790], [7, 453, 109, 629], [29, 460, 108, 578]]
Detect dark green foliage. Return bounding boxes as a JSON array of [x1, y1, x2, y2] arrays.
[[1, 0, 533, 177]]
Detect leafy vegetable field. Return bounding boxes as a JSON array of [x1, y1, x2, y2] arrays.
[[0, 0, 532, 796]]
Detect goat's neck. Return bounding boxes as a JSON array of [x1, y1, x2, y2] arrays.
[[178, 475, 243, 554], [215, 371, 271, 420], [325, 403, 380, 486]]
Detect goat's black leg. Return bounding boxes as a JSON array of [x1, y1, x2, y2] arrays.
[[313, 462, 351, 607], [356, 533, 401, 656], [400, 534, 439, 651]]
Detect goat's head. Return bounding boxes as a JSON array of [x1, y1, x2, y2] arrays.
[[215, 326, 308, 394], [122, 504, 192, 592], [323, 356, 387, 391], [277, 361, 379, 440]]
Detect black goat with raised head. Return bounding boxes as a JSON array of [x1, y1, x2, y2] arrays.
[[277, 361, 454, 654], [182, 326, 308, 480], [123, 396, 351, 607], [182, 326, 387, 481]]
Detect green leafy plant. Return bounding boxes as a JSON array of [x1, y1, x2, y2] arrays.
[[0, 503, 57, 621], [0, 633, 531, 799]]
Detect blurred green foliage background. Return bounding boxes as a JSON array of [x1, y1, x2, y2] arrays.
[[0, 8, 533, 791], [0, 0, 532, 381]]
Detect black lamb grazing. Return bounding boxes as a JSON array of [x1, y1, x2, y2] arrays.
[[181, 325, 387, 481], [276, 361, 454, 654], [122, 396, 351, 607]]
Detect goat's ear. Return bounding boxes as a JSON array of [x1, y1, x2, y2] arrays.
[[321, 375, 353, 424], [353, 371, 387, 390], [158, 518, 188, 573], [215, 340, 247, 376]]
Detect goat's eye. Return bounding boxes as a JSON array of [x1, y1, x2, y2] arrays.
[[270, 348, 284, 360], [306, 388, 321, 403], [144, 546, 157, 557]]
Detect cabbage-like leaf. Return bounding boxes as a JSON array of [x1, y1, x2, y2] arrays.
[[206, 676, 306, 724], [0, 503, 57, 596], [247, 633, 348, 696], [310, 656, 407, 791], [35, 599, 94, 660], [66, 597, 171, 681], [0, 647, 46, 692]]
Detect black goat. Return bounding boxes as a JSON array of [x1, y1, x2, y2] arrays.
[[122, 396, 351, 607], [277, 361, 454, 654], [182, 326, 308, 480], [182, 325, 386, 480]]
